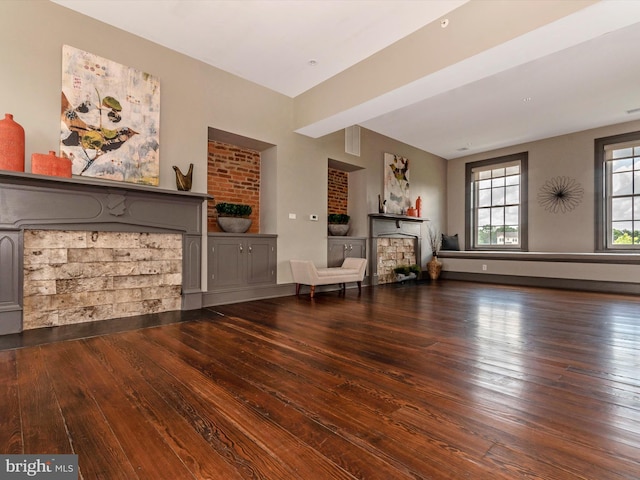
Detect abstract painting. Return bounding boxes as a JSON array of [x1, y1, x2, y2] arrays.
[[60, 45, 160, 185], [383, 152, 410, 214]]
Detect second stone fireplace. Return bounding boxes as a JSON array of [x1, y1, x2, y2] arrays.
[[376, 237, 418, 284], [369, 214, 424, 285]]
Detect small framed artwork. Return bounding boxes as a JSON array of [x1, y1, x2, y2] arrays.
[[383, 152, 410, 214]]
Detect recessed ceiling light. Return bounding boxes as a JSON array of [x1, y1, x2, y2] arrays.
[[308, 59, 318, 67]]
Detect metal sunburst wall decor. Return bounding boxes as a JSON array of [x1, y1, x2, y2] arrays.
[[538, 176, 584, 214]]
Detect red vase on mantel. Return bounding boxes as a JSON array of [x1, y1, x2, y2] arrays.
[[0, 113, 25, 172], [31, 151, 72, 178]]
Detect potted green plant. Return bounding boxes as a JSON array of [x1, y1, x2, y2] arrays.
[[328, 213, 350, 236], [394, 263, 421, 282], [215, 202, 253, 233]]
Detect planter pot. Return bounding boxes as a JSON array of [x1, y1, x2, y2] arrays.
[[396, 272, 417, 283], [328, 224, 349, 236], [427, 256, 443, 280], [217, 217, 252, 233]]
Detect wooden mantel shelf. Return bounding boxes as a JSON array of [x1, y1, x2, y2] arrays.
[[368, 213, 426, 223], [0, 170, 211, 201]]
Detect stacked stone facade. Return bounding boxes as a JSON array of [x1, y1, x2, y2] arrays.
[[22, 230, 182, 329], [328, 168, 348, 215], [207, 141, 260, 233], [376, 238, 417, 284]]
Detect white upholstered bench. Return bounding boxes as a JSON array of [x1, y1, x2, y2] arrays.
[[289, 257, 367, 298]]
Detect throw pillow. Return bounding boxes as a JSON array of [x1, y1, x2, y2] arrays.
[[441, 233, 460, 251]]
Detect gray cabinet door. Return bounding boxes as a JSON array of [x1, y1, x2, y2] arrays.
[[328, 238, 348, 267], [208, 235, 277, 291], [0, 230, 22, 334], [346, 239, 366, 259], [209, 238, 245, 288], [328, 237, 366, 267], [247, 238, 276, 285]]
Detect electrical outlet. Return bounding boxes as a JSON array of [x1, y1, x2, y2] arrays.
[[288, 213, 296, 220], [482, 264, 487, 271]]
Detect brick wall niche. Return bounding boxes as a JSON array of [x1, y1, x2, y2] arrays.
[[328, 168, 348, 215], [208, 141, 260, 233]]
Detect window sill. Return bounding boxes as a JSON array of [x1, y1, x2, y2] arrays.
[[438, 251, 640, 265]]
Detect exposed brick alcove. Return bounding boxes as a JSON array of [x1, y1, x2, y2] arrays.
[[328, 168, 348, 215], [207, 140, 260, 233]]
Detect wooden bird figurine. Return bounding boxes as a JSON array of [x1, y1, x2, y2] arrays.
[[173, 163, 193, 191]]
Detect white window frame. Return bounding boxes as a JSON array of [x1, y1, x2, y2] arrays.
[[465, 153, 528, 251]]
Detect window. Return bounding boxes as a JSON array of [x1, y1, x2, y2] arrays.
[[465, 153, 528, 250], [595, 131, 640, 250]]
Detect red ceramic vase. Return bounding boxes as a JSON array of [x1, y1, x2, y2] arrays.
[[31, 151, 72, 178], [0, 113, 25, 172]]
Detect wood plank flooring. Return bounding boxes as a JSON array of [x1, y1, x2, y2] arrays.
[[1, 280, 639, 479]]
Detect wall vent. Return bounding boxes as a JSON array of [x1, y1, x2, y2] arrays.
[[345, 125, 361, 156]]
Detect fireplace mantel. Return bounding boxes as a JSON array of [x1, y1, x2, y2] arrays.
[[0, 171, 209, 232], [0, 171, 210, 334], [369, 213, 424, 237]]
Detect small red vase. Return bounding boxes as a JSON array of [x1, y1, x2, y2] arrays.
[[0, 113, 25, 172], [31, 151, 72, 178]]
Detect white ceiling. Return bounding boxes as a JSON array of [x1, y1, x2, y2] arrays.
[[52, 0, 640, 159]]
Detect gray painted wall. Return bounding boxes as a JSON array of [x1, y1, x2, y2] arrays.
[[8, 2, 629, 289], [0, 1, 448, 286], [446, 120, 640, 284]]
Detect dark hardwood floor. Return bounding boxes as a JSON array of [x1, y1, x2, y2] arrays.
[[1, 280, 639, 479]]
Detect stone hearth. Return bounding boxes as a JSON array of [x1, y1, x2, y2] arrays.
[[23, 230, 182, 329], [376, 237, 417, 284]]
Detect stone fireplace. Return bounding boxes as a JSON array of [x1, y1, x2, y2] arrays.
[[0, 171, 209, 335], [22, 230, 182, 329], [369, 214, 424, 285], [376, 237, 417, 284]]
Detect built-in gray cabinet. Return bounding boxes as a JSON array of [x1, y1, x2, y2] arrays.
[[0, 230, 22, 334], [327, 236, 366, 267], [208, 234, 277, 291]]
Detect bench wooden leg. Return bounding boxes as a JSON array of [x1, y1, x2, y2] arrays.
[[310, 285, 315, 298], [357, 281, 362, 293], [295, 283, 300, 295]]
